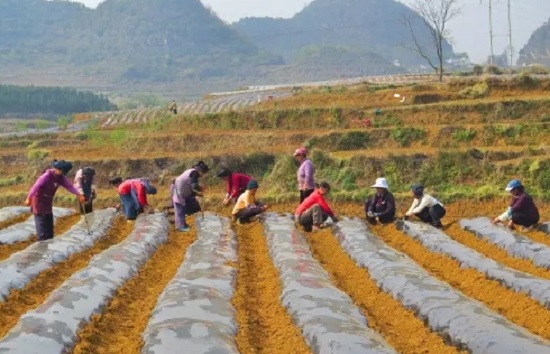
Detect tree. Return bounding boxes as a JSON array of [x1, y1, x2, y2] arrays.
[[404, 0, 461, 81]]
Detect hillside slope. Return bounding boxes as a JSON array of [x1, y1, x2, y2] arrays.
[[518, 19, 550, 66]]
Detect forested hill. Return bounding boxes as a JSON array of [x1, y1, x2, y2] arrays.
[[233, 0, 454, 67], [0, 85, 116, 117], [518, 19, 550, 66], [0, 0, 280, 83]]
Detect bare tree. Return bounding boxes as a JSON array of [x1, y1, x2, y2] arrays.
[[404, 0, 461, 81]]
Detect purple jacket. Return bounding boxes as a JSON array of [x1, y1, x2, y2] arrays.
[[511, 193, 539, 218], [297, 159, 315, 191], [28, 169, 80, 214]]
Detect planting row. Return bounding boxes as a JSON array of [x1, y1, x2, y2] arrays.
[[0, 207, 74, 244]]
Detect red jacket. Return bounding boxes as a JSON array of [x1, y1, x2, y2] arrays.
[[295, 190, 334, 217], [227, 173, 252, 199], [118, 180, 148, 207]]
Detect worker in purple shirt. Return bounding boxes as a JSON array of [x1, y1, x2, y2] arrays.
[[24, 160, 85, 241], [294, 147, 316, 203], [492, 179, 540, 230]]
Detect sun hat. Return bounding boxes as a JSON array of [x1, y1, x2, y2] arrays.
[[371, 178, 389, 189], [505, 179, 522, 192], [293, 147, 308, 157]]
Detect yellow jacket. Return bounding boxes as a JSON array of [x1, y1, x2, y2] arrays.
[[232, 190, 255, 215]]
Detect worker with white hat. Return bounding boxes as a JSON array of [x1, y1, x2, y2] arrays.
[[365, 177, 396, 224]]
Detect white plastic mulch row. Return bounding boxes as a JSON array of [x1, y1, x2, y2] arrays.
[[0, 213, 169, 354], [333, 218, 550, 354], [0, 206, 30, 224], [0, 207, 75, 244], [398, 220, 550, 308], [262, 213, 397, 354], [141, 213, 238, 354], [0, 208, 116, 301], [460, 217, 550, 269]]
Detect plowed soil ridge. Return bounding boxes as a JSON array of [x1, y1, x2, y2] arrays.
[[305, 228, 462, 354], [372, 224, 550, 340], [73, 219, 197, 354], [0, 215, 131, 340], [232, 221, 311, 354]]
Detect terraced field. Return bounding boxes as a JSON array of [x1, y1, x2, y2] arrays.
[[0, 204, 549, 353]]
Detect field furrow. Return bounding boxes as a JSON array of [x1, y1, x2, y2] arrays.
[[521, 229, 550, 247], [305, 228, 462, 354], [444, 224, 550, 280], [461, 217, 550, 269], [335, 219, 550, 353], [0, 207, 30, 226], [373, 223, 550, 340], [0, 215, 132, 340], [233, 221, 311, 354], [262, 213, 396, 353], [0, 213, 168, 353], [74, 218, 196, 354]]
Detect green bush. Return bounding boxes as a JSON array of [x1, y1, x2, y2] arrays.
[[391, 127, 426, 147], [451, 128, 477, 142], [484, 65, 503, 75], [526, 65, 549, 75], [458, 82, 489, 99]]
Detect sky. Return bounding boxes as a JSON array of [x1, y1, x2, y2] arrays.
[[75, 0, 549, 64]]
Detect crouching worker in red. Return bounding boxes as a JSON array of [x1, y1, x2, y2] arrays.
[[110, 177, 157, 222], [217, 167, 252, 206], [25, 160, 85, 241], [232, 180, 268, 224], [492, 179, 540, 230], [295, 181, 339, 232]]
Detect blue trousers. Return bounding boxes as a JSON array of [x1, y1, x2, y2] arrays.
[[34, 213, 54, 241], [120, 193, 139, 220]]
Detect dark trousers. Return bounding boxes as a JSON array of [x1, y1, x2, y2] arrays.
[[364, 200, 395, 225], [235, 205, 263, 223], [416, 204, 446, 225], [174, 197, 201, 229], [120, 193, 139, 220], [79, 201, 93, 215], [34, 213, 54, 241], [299, 189, 314, 203], [512, 212, 539, 227], [298, 204, 328, 232]]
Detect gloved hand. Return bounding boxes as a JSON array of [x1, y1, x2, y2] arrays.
[[367, 211, 375, 218]]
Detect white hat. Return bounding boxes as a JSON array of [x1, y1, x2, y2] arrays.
[[371, 177, 389, 189]]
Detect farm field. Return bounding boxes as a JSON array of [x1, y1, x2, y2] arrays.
[[0, 74, 550, 353]]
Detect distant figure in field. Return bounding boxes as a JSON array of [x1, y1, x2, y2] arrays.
[[25, 160, 85, 241], [232, 179, 268, 224], [492, 179, 540, 230], [216, 167, 252, 206], [169, 100, 177, 115], [365, 177, 395, 225], [73, 167, 96, 214], [294, 147, 315, 203], [295, 181, 339, 232], [405, 184, 446, 228]]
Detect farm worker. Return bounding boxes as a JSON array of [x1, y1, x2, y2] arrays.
[[294, 147, 315, 203], [169, 100, 177, 115], [295, 181, 339, 232], [110, 177, 157, 222], [217, 167, 252, 206], [25, 160, 85, 241], [173, 161, 209, 232], [492, 179, 540, 230], [232, 180, 268, 224], [365, 177, 396, 224], [405, 184, 446, 228], [74, 167, 96, 214]]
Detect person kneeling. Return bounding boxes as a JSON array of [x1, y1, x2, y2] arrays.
[[365, 177, 395, 225], [295, 181, 338, 232], [492, 179, 539, 230], [405, 184, 446, 228], [232, 180, 268, 224]]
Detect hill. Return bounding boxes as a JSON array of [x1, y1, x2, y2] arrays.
[[518, 19, 550, 66], [233, 0, 454, 68]]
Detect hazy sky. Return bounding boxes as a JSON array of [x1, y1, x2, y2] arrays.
[[76, 0, 549, 63]]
